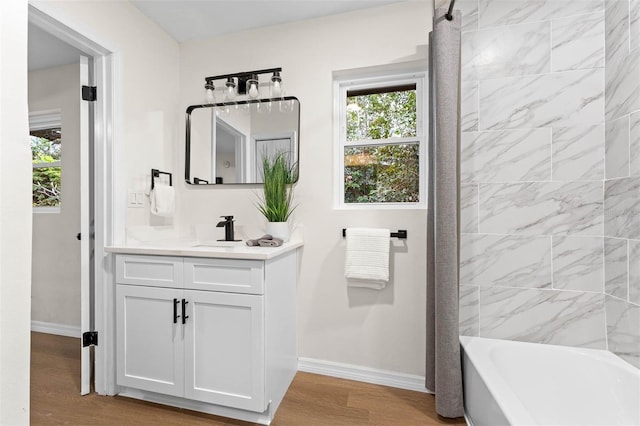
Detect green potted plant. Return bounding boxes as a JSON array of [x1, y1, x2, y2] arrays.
[[257, 151, 297, 242]]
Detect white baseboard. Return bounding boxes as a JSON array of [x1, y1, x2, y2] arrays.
[[31, 323, 427, 394], [31, 320, 81, 338], [297, 357, 430, 393]]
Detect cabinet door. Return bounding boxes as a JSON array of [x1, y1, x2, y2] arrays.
[[183, 290, 266, 412], [116, 284, 184, 396]]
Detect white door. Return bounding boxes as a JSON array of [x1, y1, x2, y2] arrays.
[[79, 55, 92, 395], [116, 285, 184, 397], [252, 135, 294, 183], [183, 290, 265, 412]]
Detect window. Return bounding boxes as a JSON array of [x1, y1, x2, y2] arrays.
[[29, 110, 62, 211], [335, 71, 426, 208]]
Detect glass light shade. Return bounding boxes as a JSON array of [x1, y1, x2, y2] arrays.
[[225, 78, 236, 100], [204, 82, 215, 103], [247, 75, 260, 99], [271, 80, 282, 97], [271, 72, 282, 97], [205, 88, 214, 103]]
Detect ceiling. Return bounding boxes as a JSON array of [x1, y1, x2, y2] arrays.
[[130, 0, 405, 42], [28, 1, 404, 71]]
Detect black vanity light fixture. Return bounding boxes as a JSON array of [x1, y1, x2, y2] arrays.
[[204, 67, 283, 103]]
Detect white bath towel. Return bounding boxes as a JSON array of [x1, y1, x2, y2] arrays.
[[150, 185, 175, 218], [344, 227, 390, 289]]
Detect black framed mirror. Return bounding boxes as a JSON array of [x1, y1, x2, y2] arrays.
[[185, 97, 299, 185]]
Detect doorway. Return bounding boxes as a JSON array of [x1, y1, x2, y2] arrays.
[[28, 5, 116, 397], [28, 22, 85, 327], [28, 19, 92, 394], [214, 116, 246, 184]]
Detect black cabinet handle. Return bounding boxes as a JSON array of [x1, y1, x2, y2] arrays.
[[76, 232, 81, 241], [181, 299, 189, 324], [173, 298, 180, 324]]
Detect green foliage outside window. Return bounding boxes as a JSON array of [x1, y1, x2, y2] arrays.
[[344, 87, 419, 204], [30, 129, 62, 207], [346, 88, 416, 141], [345, 144, 419, 203]]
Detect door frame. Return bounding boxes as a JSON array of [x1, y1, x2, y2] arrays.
[[214, 115, 246, 183], [28, 4, 123, 396]]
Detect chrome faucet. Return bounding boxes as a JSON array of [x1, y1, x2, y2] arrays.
[[216, 215, 238, 241]]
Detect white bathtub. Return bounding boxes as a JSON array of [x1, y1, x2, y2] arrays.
[[460, 336, 640, 426]]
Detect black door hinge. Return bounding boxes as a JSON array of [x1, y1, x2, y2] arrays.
[[83, 331, 98, 347], [82, 85, 97, 102]]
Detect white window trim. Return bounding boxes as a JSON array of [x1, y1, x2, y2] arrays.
[[29, 109, 62, 213], [29, 109, 61, 131], [333, 71, 427, 210], [32, 161, 61, 169], [34, 206, 61, 214]]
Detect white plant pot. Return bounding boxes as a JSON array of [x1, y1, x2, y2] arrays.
[[266, 222, 290, 242]]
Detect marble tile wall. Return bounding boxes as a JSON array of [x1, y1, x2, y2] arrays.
[[602, 0, 640, 368], [456, 0, 625, 357]]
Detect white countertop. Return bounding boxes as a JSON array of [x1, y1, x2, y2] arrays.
[[105, 239, 303, 260]]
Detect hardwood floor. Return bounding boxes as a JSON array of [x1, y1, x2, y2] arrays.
[[31, 332, 466, 425]]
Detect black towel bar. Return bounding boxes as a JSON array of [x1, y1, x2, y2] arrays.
[[342, 229, 407, 239], [151, 169, 172, 190]]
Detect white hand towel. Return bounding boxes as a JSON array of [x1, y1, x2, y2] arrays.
[[150, 185, 175, 218], [344, 227, 390, 289]]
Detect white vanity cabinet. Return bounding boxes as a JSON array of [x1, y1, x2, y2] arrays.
[[113, 249, 298, 424]]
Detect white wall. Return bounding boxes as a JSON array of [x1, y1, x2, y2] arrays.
[[0, 0, 32, 422], [30, 0, 181, 230], [29, 63, 81, 328], [178, 2, 432, 376], [29, 0, 434, 379]]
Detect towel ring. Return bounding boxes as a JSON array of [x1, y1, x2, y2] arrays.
[[151, 168, 173, 190]]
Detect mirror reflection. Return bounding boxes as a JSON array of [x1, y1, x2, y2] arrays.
[[185, 97, 299, 185]]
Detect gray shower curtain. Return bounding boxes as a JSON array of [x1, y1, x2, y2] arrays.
[[425, 7, 464, 419]]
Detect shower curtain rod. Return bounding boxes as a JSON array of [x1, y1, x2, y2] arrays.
[[445, 0, 456, 21]]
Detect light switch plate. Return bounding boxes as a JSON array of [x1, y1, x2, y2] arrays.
[[127, 192, 145, 208]]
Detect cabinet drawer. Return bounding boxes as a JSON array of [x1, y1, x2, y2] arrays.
[[116, 255, 183, 288], [184, 258, 264, 294]]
